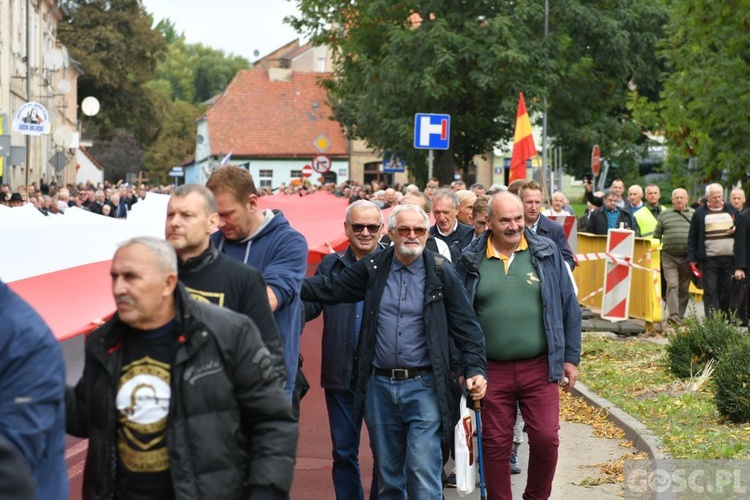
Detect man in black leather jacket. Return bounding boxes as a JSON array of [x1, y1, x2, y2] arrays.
[[66, 236, 297, 500]]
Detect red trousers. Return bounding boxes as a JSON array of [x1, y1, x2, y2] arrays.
[[482, 355, 560, 500]]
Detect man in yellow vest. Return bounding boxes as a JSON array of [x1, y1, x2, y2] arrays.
[[633, 184, 663, 238]]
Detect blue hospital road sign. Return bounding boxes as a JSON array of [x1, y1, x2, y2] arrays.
[[414, 113, 450, 150]]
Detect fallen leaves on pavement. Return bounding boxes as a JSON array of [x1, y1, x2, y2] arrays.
[[560, 390, 648, 484]]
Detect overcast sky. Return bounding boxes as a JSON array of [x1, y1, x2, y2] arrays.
[[142, 0, 304, 62]]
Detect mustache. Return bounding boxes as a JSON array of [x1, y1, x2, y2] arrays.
[[116, 295, 135, 306], [504, 227, 523, 236]]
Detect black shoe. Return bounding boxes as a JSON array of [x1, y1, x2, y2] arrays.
[[445, 469, 457, 487]]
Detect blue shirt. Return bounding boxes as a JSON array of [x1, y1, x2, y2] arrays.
[[605, 208, 620, 229], [373, 256, 429, 369]]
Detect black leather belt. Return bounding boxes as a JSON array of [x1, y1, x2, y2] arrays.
[[373, 367, 432, 380]]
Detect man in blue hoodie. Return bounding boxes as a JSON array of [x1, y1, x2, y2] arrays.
[[0, 279, 68, 500], [207, 166, 308, 403]]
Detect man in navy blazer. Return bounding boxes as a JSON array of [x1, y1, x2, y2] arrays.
[[520, 182, 576, 270]]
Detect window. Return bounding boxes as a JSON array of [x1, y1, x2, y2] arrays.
[[316, 57, 326, 73], [258, 169, 273, 189], [290, 170, 302, 179]]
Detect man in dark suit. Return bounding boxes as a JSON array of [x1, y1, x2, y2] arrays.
[[519, 182, 576, 270]]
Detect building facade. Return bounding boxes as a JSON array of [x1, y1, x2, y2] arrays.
[[0, 0, 79, 190]]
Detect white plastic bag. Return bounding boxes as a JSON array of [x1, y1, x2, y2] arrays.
[[454, 395, 476, 496]]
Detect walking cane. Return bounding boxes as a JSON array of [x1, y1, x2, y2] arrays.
[[472, 397, 487, 500]]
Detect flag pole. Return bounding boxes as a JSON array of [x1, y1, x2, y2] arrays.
[[535, 154, 551, 207]]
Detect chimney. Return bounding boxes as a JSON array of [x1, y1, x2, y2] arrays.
[[268, 58, 292, 82]]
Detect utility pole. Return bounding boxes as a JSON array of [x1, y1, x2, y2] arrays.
[[24, 0, 32, 190]]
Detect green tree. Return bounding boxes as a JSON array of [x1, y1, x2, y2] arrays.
[[289, 0, 667, 185], [187, 44, 249, 103], [141, 90, 205, 184], [149, 18, 250, 105], [546, 0, 669, 182], [58, 0, 168, 146], [658, 0, 750, 186]]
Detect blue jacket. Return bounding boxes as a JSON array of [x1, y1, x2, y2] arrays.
[[303, 246, 364, 391], [456, 229, 581, 381], [212, 209, 308, 398], [301, 247, 487, 441], [0, 281, 68, 500], [535, 215, 576, 270]]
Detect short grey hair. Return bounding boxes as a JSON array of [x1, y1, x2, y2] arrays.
[[345, 199, 383, 224], [432, 188, 459, 209], [401, 191, 432, 213], [387, 204, 430, 231], [118, 236, 177, 275], [706, 183, 723, 196], [172, 183, 218, 214]]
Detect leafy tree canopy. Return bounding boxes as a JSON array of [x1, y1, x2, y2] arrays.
[[289, 0, 667, 185], [656, 0, 750, 187], [151, 21, 250, 104], [58, 0, 167, 146]]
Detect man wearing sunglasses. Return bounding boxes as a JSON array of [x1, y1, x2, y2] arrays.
[[302, 204, 487, 498], [304, 200, 382, 499]]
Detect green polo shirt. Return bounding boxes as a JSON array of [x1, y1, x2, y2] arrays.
[[474, 236, 547, 362]]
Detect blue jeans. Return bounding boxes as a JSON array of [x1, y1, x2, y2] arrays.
[[364, 372, 443, 500], [325, 389, 378, 500]]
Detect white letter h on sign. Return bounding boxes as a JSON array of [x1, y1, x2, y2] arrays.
[[419, 116, 447, 147]]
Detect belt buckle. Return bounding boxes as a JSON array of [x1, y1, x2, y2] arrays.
[[391, 369, 408, 380]]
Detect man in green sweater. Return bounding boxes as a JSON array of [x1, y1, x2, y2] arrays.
[[654, 188, 694, 325]]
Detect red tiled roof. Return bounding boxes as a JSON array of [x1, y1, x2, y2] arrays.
[[205, 69, 348, 158]]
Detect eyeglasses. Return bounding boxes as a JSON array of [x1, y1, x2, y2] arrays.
[[396, 226, 427, 237], [350, 223, 381, 234]]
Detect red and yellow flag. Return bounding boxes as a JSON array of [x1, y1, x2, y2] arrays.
[[509, 92, 537, 182]]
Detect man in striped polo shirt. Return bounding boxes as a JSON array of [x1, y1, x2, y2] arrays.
[[687, 183, 741, 317], [654, 188, 693, 324]]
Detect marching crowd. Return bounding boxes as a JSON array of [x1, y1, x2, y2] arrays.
[[1, 165, 746, 500]]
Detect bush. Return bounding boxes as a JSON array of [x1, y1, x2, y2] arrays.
[[666, 311, 741, 378], [714, 336, 750, 423]]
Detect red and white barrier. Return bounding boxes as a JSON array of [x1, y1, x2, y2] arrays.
[[601, 228, 635, 322], [547, 215, 578, 256]]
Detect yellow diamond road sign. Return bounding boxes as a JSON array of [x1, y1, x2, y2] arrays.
[[313, 134, 331, 153]]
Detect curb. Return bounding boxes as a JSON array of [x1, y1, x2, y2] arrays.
[[572, 381, 669, 460]]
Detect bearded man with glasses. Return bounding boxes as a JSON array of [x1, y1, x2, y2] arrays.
[[302, 204, 487, 498]]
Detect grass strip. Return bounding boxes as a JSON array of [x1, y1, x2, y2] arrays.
[[579, 334, 750, 459]]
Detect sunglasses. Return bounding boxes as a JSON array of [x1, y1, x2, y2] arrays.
[[396, 226, 427, 237], [350, 223, 381, 233]]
